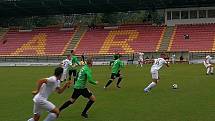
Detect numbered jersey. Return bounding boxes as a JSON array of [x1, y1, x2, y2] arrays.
[[61, 59, 71, 69], [151, 58, 167, 71]]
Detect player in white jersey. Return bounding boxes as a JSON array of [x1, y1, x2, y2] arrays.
[[27, 67, 72, 121], [171, 54, 176, 64], [137, 52, 144, 67], [203, 55, 214, 75], [144, 58, 169, 92], [61, 55, 72, 81]]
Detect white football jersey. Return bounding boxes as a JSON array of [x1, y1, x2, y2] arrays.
[[171, 54, 176, 59], [139, 52, 144, 60], [151, 58, 167, 71], [34, 76, 60, 100], [204, 55, 212, 64], [61, 59, 71, 69]]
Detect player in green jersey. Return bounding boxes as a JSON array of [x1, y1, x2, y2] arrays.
[[104, 54, 124, 88], [68, 50, 80, 83], [59, 57, 98, 118], [109, 53, 119, 66]]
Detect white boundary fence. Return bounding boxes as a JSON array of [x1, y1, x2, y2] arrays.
[[0, 51, 214, 66]]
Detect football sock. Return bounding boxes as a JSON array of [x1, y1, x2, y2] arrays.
[[74, 77, 77, 84], [82, 100, 94, 114], [117, 78, 122, 86], [207, 68, 210, 74], [59, 101, 73, 111], [145, 82, 156, 91], [211, 67, 214, 74], [27, 118, 34, 121], [44, 113, 57, 121], [105, 80, 113, 88]]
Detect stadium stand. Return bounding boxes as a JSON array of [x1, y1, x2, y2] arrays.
[[1, 24, 215, 57], [75, 25, 165, 55], [64, 26, 87, 55], [0, 27, 74, 56], [168, 24, 215, 52], [0, 28, 8, 44]]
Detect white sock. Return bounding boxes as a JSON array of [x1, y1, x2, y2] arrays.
[[207, 68, 210, 74], [44, 113, 57, 121], [27, 118, 34, 121], [211, 67, 214, 73], [144, 82, 156, 91]]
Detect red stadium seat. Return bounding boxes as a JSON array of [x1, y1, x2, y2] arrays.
[[169, 24, 215, 52], [0, 27, 74, 56], [75, 25, 165, 54]]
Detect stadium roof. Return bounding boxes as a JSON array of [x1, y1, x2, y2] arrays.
[[0, 0, 215, 17]]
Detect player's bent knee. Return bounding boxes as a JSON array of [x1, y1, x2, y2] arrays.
[[50, 108, 60, 116], [90, 95, 96, 102], [33, 114, 40, 121], [152, 79, 158, 83]]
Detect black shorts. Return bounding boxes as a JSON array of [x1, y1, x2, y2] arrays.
[[111, 71, 121, 79], [69, 69, 77, 77], [71, 88, 92, 99]]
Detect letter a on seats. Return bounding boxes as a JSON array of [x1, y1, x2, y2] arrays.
[[11, 33, 47, 56]]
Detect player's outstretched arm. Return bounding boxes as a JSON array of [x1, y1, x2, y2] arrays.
[[86, 71, 98, 85], [56, 81, 72, 94], [120, 61, 125, 68], [32, 79, 48, 95]]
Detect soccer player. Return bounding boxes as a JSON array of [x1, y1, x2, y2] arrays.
[[144, 57, 169, 92], [109, 53, 119, 66], [203, 55, 214, 75], [61, 55, 72, 82], [59, 57, 98, 118], [171, 54, 176, 64], [68, 50, 80, 83], [137, 52, 144, 67], [104, 54, 124, 88], [27, 67, 72, 121]]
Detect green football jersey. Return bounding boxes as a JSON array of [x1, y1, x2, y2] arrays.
[[112, 59, 124, 74], [73, 65, 97, 89], [69, 55, 79, 70]]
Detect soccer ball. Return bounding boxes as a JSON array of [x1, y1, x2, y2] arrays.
[[172, 84, 178, 89]]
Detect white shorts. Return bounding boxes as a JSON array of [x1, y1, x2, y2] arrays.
[[151, 70, 159, 80], [33, 97, 55, 115], [139, 58, 144, 63], [204, 63, 212, 68]]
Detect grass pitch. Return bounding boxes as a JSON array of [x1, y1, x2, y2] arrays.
[[0, 64, 215, 121]]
